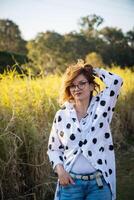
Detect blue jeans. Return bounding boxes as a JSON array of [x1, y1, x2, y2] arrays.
[[59, 173, 112, 200]]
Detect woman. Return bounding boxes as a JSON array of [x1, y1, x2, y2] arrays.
[[47, 60, 123, 200]]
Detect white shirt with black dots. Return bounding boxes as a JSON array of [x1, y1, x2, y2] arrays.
[[47, 67, 123, 200]]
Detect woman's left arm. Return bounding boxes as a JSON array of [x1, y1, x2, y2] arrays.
[[93, 67, 124, 123]]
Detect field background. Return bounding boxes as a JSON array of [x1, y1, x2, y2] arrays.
[[0, 67, 134, 200]]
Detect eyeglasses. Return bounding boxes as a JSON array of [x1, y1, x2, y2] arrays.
[[69, 81, 89, 91]]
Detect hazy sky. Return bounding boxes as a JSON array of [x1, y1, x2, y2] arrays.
[[0, 0, 134, 40]]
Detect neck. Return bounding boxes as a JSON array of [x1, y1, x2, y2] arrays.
[[74, 96, 91, 114]]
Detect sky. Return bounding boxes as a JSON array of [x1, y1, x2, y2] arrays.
[[0, 0, 134, 40]]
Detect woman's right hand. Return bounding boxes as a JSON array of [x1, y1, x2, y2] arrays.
[[55, 164, 75, 186]]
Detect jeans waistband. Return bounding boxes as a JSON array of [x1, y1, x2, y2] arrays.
[[69, 170, 104, 189]]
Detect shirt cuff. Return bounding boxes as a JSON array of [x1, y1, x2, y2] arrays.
[[93, 67, 100, 76]]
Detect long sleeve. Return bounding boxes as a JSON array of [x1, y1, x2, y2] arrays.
[[93, 67, 123, 124], [47, 112, 64, 171]]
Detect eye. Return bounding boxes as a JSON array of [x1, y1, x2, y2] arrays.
[[79, 81, 87, 85], [69, 84, 75, 89], [80, 82, 85, 85]]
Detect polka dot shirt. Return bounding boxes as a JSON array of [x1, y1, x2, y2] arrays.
[[47, 67, 123, 200]]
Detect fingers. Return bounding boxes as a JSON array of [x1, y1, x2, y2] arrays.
[[69, 176, 75, 185], [59, 174, 75, 186], [60, 180, 70, 186], [59, 175, 70, 186]]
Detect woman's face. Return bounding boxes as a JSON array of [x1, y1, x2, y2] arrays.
[[69, 74, 94, 102]]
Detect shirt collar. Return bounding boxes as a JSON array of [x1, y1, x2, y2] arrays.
[[63, 96, 96, 114]]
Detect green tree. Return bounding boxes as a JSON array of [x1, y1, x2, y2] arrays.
[[27, 17, 134, 73], [78, 14, 104, 38], [62, 32, 89, 62], [126, 28, 134, 48], [99, 27, 134, 66], [27, 31, 65, 74], [77, 14, 105, 60], [0, 19, 27, 54], [100, 27, 125, 44]]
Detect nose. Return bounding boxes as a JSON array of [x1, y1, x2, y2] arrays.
[[74, 85, 80, 91]]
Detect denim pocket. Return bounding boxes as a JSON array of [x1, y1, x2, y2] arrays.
[[61, 183, 73, 189], [101, 176, 112, 193], [101, 175, 106, 183]]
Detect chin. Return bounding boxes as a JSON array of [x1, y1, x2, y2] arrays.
[[74, 96, 84, 101], [74, 95, 89, 101]]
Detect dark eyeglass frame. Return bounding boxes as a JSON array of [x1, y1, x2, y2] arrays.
[[69, 80, 89, 91]]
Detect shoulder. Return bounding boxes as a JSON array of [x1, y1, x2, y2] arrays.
[[55, 101, 72, 119], [59, 101, 73, 112], [55, 102, 69, 118]]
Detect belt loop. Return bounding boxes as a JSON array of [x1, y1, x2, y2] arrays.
[[95, 172, 103, 189]]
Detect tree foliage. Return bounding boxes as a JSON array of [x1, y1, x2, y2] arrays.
[[0, 19, 27, 54], [99, 27, 134, 66], [78, 14, 104, 37], [0, 16, 134, 74], [27, 31, 66, 74]]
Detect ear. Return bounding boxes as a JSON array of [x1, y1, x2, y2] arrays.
[[89, 83, 95, 91]]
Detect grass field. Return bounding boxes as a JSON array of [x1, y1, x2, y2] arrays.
[[0, 67, 133, 200]]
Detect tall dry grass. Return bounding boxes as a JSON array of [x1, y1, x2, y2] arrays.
[[0, 67, 133, 199]]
